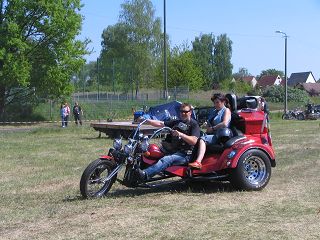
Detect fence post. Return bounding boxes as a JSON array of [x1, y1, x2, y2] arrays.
[[174, 86, 177, 100], [49, 99, 52, 120]]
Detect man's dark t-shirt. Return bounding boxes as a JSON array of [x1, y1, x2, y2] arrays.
[[163, 118, 200, 153]]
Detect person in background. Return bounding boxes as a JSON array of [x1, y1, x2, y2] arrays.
[[189, 93, 231, 169], [60, 103, 65, 127], [260, 97, 269, 114], [73, 102, 83, 126], [260, 97, 270, 124], [64, 102, 70, 127]]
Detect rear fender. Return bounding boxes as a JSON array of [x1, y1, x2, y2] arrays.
[[227, 141, 275, 169]]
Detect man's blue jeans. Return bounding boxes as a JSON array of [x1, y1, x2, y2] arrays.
[[144, 151, 191, 179]]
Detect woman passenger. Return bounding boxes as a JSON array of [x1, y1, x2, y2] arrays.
[[188, 93, 231, 169]]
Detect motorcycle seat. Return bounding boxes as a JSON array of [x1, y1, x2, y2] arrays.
[[206, 143, 225, 154], [205, 135, 246, 154]]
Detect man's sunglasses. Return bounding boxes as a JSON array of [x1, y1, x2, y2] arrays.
[[180, 109, 191, 113]]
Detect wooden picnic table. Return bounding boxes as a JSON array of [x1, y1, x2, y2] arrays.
[[90, 121, 159, 138]]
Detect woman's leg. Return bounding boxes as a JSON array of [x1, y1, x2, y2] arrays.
[[194, 139, 206, 163], [188, 135, 214, 169], [188, 139, 206, 169]]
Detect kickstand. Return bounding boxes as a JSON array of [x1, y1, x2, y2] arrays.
[[186, 167, 193, 178]]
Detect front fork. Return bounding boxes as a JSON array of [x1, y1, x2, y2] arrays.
[[101, 164, 124, 183]]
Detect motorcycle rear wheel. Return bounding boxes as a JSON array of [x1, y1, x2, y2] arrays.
[[230, 149, 271, 191], [297, 113, 305, 120], [80, 159, 117, 198]]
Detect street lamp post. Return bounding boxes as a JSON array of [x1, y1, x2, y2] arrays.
[[163, 0, 168, 100], [275, 30, 288, 113], [97, 57, 100, 100]]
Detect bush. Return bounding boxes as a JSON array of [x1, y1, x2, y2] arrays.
[[262, 85, 310, 103], [1, 102, 46, 122], [220, 79, 253, 95]]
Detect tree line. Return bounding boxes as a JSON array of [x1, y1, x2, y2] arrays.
[[74, 0, 233, 96], [1, 0, 304, 121]]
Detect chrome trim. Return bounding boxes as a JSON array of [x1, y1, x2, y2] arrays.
[[103, 164, 123, 183]]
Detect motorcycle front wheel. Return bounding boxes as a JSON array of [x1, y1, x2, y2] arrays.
[[80, 159, 117, 198], [282, 113, 290, 120]]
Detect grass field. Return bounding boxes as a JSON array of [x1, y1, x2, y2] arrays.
[[0, 120, 320, 240]]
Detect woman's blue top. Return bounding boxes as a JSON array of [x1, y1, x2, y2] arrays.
[[208, 106, 230, 127]]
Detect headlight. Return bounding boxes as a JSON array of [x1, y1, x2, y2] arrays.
[[113, 138, 122, 150], [124, 143, 133, 155], [140, 136, 149, 152]]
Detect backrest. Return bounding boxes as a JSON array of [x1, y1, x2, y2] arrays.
[[237, 96, 259, 110], [225, 93, 245, 136], [225, 93, 237, 113]]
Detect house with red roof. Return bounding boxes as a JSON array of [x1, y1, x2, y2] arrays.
[[241, 76, 257, 88], [295, 82, 320, 96], [231, 76, 257, 88], [257, 75, 282, 88]]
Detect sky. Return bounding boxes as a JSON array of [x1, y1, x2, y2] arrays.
[[79, 0, 320, 80]]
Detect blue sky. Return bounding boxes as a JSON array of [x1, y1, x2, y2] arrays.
[[79, 0, 320, 80]]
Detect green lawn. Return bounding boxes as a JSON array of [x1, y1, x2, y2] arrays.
[[0, 120, 319, 239]]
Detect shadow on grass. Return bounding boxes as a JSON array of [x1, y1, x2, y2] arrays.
[[80, 136, 104, 140], [63, 195, 84, 202], [65, 180, 236, 202], [109, 180, 235, 198]]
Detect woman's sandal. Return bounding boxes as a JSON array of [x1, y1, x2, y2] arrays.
[[188, 161, 202, 169]]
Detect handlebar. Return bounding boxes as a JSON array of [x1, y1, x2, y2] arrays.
[[149, 126, 172, 140], [132, 119, 148, 139]]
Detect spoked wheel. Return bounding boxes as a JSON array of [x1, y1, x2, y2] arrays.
[[282, 113, 290, 120], [80, 159, 117, 198], [297, 113, 305, 120], [231, 149, 271, 191]]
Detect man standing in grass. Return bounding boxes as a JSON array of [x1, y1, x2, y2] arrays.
[[73, 102, 83, 126]]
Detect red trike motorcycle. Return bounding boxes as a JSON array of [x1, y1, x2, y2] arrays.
[[80, 94, 276, 198]]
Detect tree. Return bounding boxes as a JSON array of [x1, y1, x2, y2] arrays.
[[100, 0, 163, 96], [258, 69, 284, 78], [167, 45, 204, 91], [191, 33, 215, 89], [213, 34, 233, 84], [0, 0, 88, 118], [233, 67, 251, 79]]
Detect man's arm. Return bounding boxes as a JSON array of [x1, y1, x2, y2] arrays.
[[145, 119, 165, 128], [172, 130, 198, 146]]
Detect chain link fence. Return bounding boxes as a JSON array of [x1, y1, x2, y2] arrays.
[[73, 87, 190, 102], [31, 87, 191, 122]]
